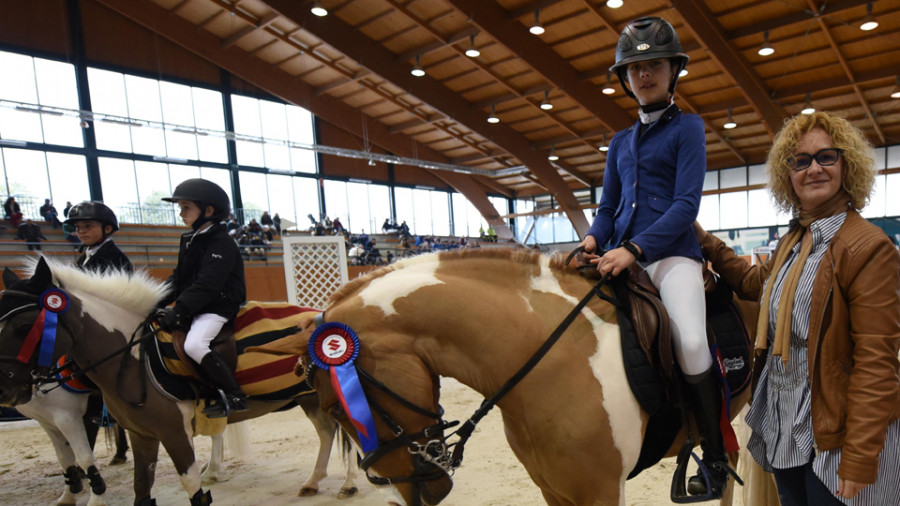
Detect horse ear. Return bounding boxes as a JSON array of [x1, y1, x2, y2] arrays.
[[2, 267, 19, 288], [31, 257, 53, 288]]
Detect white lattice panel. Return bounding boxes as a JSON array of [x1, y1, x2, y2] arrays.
[[282, 235, 348, 310]]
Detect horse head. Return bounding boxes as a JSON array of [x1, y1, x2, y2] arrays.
[[0, 258, 83, 406], [285, 313, 454, 506]]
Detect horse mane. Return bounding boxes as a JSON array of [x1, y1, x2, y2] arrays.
[[21, 256, 171, 317], [329, 247, 576, 305]]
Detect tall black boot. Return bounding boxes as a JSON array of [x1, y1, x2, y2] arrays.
[[686, 368, 729, 498], [199, 352, 248, 418]]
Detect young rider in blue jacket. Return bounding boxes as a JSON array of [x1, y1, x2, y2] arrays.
[[578, 17, 729, 498]]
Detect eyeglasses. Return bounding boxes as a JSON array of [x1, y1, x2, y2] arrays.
[[788, 148, 843, 172]]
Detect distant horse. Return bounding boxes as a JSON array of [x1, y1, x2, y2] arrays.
[[253, 248, 755, 506], [0, 257, 358, 505]]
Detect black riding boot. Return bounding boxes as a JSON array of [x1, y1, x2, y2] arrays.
[[199, 352, 248, 418], [686, 368, 729, 498]]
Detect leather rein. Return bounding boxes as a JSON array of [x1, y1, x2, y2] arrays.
[[308, 250, 617, 488]]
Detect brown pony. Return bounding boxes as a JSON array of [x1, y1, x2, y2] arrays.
[[254, 248, 756, 506], [0, 257, 358, 505]]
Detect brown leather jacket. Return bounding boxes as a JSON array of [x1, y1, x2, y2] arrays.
[[699, 210, 900, 483]]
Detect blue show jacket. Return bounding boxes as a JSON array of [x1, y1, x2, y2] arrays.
[[586, 105, 706, 263]]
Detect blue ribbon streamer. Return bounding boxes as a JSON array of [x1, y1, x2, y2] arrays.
[[331, 363, 378, 453], [37, 310, 57, 368]]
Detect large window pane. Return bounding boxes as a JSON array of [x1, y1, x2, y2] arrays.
[[98, 158, 139, 224], [2, 148, 50, 218], [0, 52, 42, 143], [287, 106, 316, 174], [719, 192, 748, 230], [35, 58, 82, 147], [292, 177, 319, 231], [135, 160, 175, 224], [886, 173, 900, 217], [698, 194, 720, 230], [431, 191, 450, 236], [238, 171, 268, 222], [46, 153, 90, 211], [394, 187, 414, 236], [267, 173, 294, 225], [231, 95, 264, 167], [861, 174, 886, 219], [369, 184, 391, 234], [747, 189, 777, 227], [88, 68, 131, 152]]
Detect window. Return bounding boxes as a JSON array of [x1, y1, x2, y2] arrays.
[[231, 95, 317, 172], [720, 192, 748, 229]]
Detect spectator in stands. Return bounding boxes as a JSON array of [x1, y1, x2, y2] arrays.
[[260, 211, 273, 228], [247, 218, 262, 234], [62, 222, 80, 247], [332, 217, 344, 235], [261, 225, 274, 243], [356, 229, 369, 248], [272, 213, 281, 234], [226, 213, 240, 235], [398, 220, 410, 239], [4, 196, 23, 228], [63, 201, 73, 218], [40, 198, 61, 228], [16, 219, 46, 250], [382, 218, 399, 233], [324, 216, 333, 234], [486, 225, 497, 242]]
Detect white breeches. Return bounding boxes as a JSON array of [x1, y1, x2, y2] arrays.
[[184, 313, 228, 363], [644, 256, 712, 376]]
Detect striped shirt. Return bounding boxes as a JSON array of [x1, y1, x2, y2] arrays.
[[745, 212, 900, 505]]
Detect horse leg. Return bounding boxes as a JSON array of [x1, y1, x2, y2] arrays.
[[55, 413, 108, 506], [295, 395, 349, 497], [34, 421, 81, 506], [110, 424, 129, 465], [129, 432, 161, 505], [201, 433, 224, 484]]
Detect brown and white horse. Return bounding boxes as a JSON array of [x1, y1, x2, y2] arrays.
[[255, 248, 756, 506], [0, 256, 358, 505]]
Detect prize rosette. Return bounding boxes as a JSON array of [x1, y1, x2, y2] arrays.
[[308, 322, 378, 453], [20, 288, 70, 367]]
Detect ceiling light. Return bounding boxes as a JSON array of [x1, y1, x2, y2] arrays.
[[891, 75, 900, 99], [411, 55, 425, 77], [598, 134, 609, 152], [548, 144, 559, 161], [801, 92, 815, 115], [465, 34, 480, 58], [487, 104, 500, 124], [310, 1, 328, 17], [758, 29, 774, 56], [860, 2, 878, 31], [679, 69, 688, 77], [723, 109, 737, 129], [606, 0, 624, 8], [529, 9, 545, 36], [602, 73, 616, 95], [540, 90, 554, 111]]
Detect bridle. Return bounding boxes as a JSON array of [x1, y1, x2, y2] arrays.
[[0, 286, 157, 401], [307, 258, 616, 496]]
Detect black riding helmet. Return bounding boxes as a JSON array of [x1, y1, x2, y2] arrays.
[[609, 17, 689, 103], [162, 178, 231, 230], [64, 201, 120, 232]]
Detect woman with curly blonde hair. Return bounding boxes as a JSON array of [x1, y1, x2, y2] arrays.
[[695, 111, 900, 505]]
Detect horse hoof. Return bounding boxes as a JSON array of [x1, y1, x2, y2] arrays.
[[108, 455, 127, 466], [338, 487, 359, 499], [297, 487, 318, 497]]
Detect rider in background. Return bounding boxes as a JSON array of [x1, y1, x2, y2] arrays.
[[159, 179, 248, 417], [64, 201, 132, 464], [578, 17, 730, 498]]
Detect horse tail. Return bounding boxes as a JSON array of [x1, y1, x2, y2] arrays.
[[225, 422, 251, 459]]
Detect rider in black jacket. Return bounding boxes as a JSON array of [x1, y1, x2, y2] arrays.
[[158, 179, 247, 417]]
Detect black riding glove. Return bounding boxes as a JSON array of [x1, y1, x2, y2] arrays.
[[158, 306, 188, 331]]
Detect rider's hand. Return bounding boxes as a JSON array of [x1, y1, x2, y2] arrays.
[[592, 246, 639, 277], [158, 306, 187, 331], [577, 235, 600, 264]]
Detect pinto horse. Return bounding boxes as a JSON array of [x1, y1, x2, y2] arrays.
[[0, 257, 359, 505], [254, 248, 754, 506]]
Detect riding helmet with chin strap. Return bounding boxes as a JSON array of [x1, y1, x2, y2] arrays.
[[64, 201, 120, 235], [609, 17, 689, 104], [162, 178, 231, 230]]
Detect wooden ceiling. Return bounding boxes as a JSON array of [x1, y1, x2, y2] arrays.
[[92, 0, 900, 233]]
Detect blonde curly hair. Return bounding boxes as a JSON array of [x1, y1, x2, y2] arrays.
[[766, 111, 875, 213]]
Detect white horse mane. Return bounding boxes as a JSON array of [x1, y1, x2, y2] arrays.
[[21, 256, 171, 317]]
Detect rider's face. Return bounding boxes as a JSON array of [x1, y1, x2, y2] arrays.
[[74, 220, 110, 246], [178, 200, 202, 228], [626, 58, 675, 106]]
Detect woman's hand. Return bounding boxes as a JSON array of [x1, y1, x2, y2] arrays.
[[692, 220, 708, 242], [578, 235, 597, 253], [838, 478, 867, 499], [592, 245, 640, 277]]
